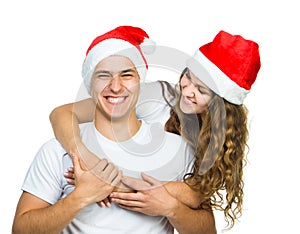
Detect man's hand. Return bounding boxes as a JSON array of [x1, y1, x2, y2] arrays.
[[72, 155, 122, 206]]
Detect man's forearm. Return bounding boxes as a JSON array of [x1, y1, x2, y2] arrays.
[[12, 192, 87, 234]]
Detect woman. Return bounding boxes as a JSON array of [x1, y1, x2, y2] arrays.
[[50, 30, 261, 231]]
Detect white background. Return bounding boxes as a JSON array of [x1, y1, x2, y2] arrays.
[[1, 0, 299, 233]]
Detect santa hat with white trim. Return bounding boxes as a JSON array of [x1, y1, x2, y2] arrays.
[[187, 30, 261, 105], [82, 26, 155, 94]]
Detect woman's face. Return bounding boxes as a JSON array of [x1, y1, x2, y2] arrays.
[[179, 69, 213, 114]]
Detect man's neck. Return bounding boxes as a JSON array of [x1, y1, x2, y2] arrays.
[[94, 111, 141, 142]]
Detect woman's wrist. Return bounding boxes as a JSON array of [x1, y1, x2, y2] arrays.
[[164, 195, 181, 218]]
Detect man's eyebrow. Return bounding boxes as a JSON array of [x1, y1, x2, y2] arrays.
[[94, 69, 136, 75], [94, 70, 112, 75], [120, 69, 136, 73]]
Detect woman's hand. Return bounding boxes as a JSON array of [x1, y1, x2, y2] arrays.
[[109, 173, 179, 217], [63, 165, 134, 207], [64, 166, 75, 185]]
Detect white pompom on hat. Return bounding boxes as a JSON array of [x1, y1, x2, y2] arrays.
[[82, 26, 155, 94], [187, 30, 261, 105]]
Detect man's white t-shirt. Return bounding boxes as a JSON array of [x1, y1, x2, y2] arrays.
[[22, 81, 195, 234]]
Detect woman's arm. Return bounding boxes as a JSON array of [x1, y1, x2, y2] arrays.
[[110, 174, 216, 234], [164, 181, 205, 209], [167, 200, 216, 234], [49, 81, 170, 155], [49, 98, 95, 156], [164, 181, 215, 234], [50, 99, 134, 193]]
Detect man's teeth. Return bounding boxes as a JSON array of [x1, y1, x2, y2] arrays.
[[107, 97, 125, 103]]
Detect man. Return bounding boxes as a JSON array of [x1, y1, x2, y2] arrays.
[[12, 26, 215, 233]]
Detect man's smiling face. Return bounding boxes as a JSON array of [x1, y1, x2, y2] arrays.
[[91, 55, 140, 120]]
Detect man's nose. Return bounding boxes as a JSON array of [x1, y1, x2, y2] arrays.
[[109, 76, 122, 93]]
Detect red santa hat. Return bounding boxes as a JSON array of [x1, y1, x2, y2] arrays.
[[82, 26, 155, 94], [187, 30, 261, 104]]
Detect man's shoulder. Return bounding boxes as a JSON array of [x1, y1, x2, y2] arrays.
[[79, 122, 94, 134], [144, 121, 190, 148], [38, 138, 68, 157]]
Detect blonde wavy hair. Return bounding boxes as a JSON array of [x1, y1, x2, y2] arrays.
[[160, 68, 249, 229]]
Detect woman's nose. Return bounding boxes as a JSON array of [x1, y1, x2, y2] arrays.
[[182, 84, 195, 98], [181, 78, 195, 97]]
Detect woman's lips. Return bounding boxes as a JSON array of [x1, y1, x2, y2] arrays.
[[182, 96, 196, 105]]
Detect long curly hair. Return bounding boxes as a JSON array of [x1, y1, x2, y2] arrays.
[[160, 68, 249, 229]]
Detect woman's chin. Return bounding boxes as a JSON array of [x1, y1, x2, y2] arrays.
[[180, 101, 194, 114]]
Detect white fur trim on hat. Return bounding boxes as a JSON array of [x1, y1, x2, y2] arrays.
[[82, 38, 147, 94], [186, 50, 249, 105], [140, 37, 156, 54]]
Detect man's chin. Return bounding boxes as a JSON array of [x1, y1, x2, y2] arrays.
[[108, 111, 131, 122]]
